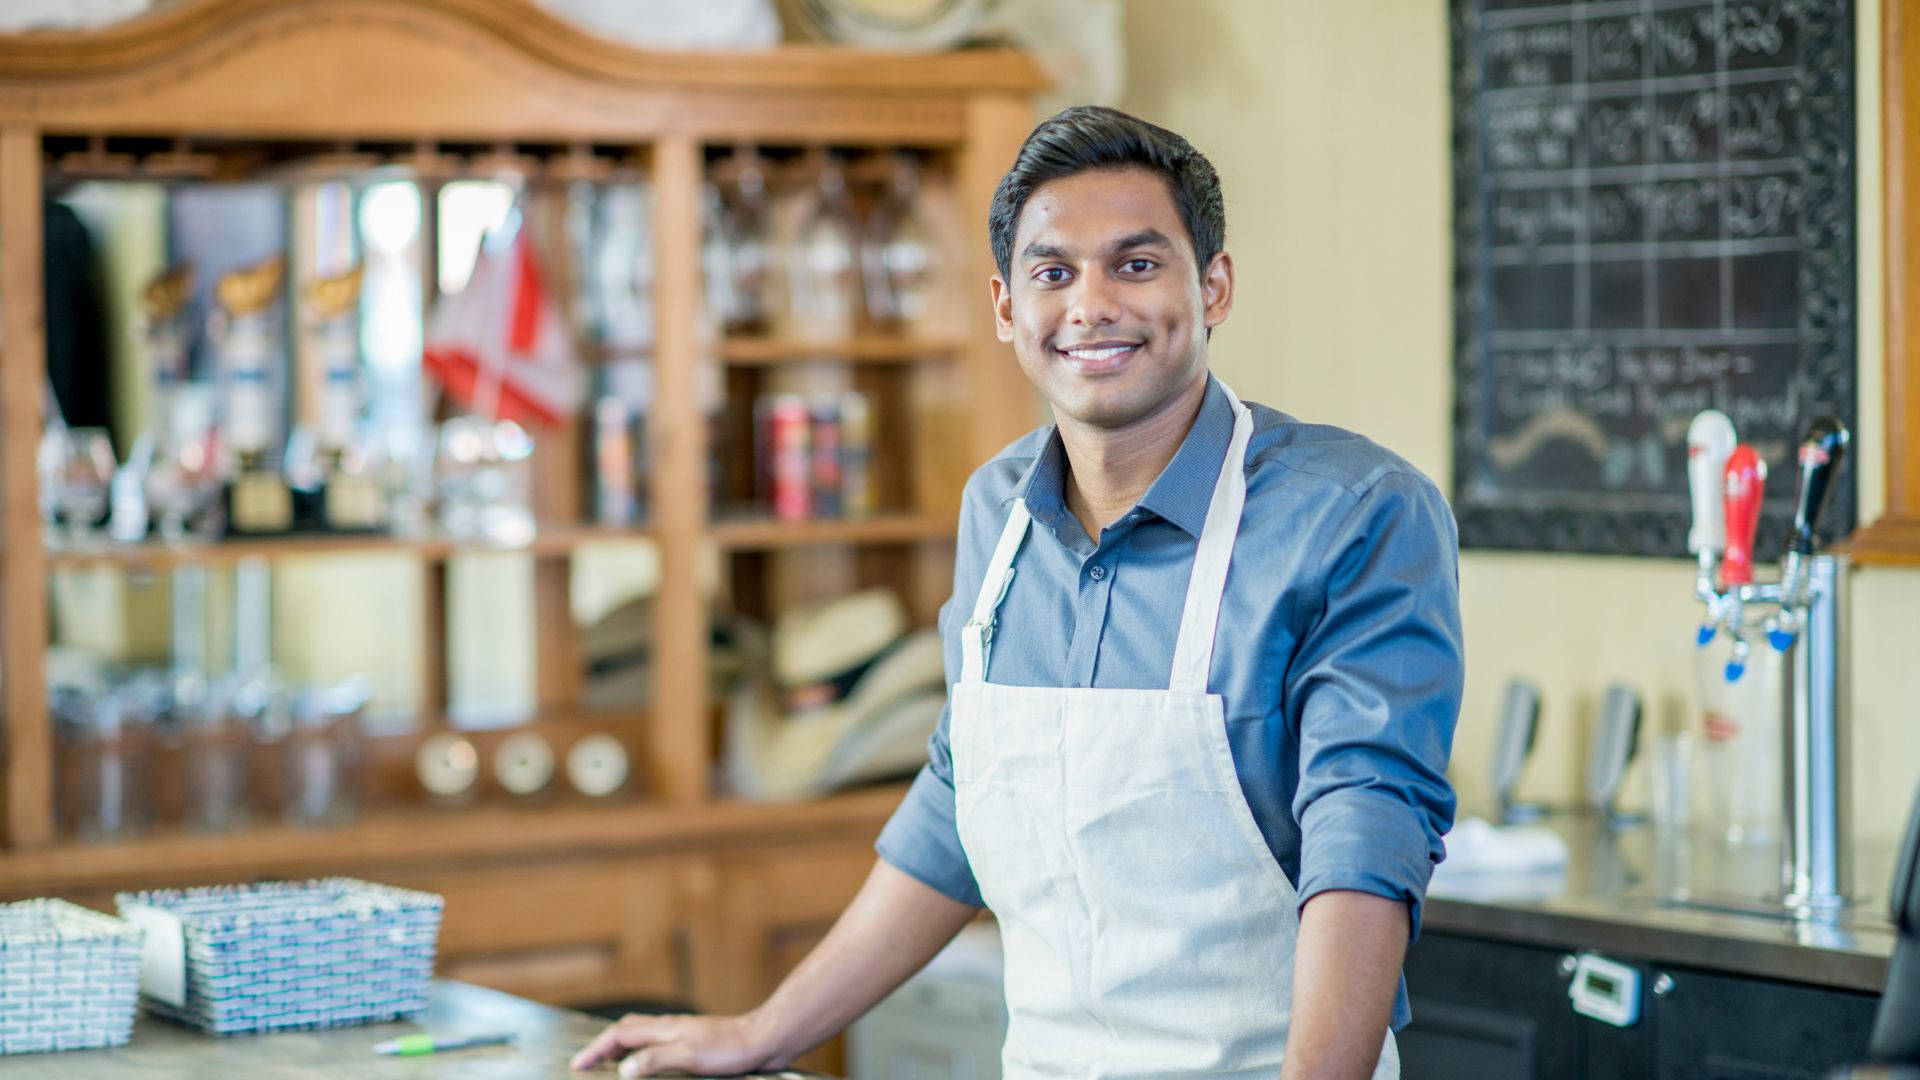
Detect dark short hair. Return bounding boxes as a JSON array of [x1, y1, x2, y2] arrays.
[[988, 105, 1225, 282]]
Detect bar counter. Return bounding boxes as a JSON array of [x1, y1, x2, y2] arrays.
[[1425, 814, 1898, 992], [8, 979, 825, 1079]]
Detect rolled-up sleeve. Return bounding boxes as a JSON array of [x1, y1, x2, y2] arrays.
[[875, 590, 986, 908], [1288, 469, 1462, 942]]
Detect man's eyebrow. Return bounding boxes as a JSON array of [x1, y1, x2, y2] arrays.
[[1020, 229, 1175, 263], [1107, 228, 1174, 254]]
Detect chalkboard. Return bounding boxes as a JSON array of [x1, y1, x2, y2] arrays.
[[1451, 1, 1856, 558]]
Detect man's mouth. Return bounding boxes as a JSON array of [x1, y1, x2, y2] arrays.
[[1055, 340, 1143, 373]]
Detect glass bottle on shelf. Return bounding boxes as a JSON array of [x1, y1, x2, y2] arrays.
[[787, 151, 860, 342], [142, 264, 195, 407], [301, 263, 383, 532], [213, 254, 292, 535], [861, 153, 940, 331]]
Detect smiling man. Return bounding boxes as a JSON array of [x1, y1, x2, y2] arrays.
[[574, 106, 1462, 1080]]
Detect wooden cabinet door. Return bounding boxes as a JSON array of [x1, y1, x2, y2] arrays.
[[389, 857, 698, 1012], [1651, 966, 1878, 1080], [691, 840, 878, 1074]]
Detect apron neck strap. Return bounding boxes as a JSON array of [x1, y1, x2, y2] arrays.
[[962, 499, 1031, 682], [959, 381, 1254, 691], [1167, 383, 1254, 695]]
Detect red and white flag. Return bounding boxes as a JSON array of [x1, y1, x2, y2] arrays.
[[422, 218, 583, 428]]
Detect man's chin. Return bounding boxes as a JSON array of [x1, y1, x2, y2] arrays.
[[1049, 388, 1153, 431]]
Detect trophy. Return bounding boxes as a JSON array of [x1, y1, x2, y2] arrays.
[[213, 255, 292, 535], [302, 264, 382, 531]]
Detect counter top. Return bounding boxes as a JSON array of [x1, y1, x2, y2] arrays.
[[1424, 815, 1897, 993], [7, 979, 830, 1079]]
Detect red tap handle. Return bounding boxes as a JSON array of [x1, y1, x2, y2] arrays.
[[1721, 444, 1767, 587]]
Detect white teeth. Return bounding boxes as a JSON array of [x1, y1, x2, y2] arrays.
[[1063, 345, 1135, 360]]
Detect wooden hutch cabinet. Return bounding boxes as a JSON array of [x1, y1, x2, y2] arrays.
[[0, 0, 1040, 1066]]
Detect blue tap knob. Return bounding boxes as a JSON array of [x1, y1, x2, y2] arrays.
[[1768, 627, 1796, 652], [1696, 624, 1718, 647], [1725, 658, 1747, 682]]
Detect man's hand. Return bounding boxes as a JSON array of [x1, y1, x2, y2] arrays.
[[569, 1011, 776, 1077], [1280, 889, 1409, 1080], [570, 859, 979, 1075]]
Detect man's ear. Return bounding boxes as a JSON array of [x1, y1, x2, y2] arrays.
[[1201, 251, 1234, 330], [989, 275, 1015, 342]]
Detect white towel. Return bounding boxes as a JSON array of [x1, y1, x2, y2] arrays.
[[1428, 816, 1571, 902]]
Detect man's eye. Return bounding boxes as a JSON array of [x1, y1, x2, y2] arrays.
[[1035, 267, 1069, 283], [1122, 258, 1156, 273]]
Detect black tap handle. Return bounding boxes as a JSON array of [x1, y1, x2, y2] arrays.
[[1788, 416, 1850, 555]]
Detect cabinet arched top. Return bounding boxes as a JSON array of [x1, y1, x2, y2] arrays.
[[0, 0, 1044, 142]]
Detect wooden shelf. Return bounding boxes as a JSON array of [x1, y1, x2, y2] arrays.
[[43, 523, 656, 570], [709, 512, 955, 550], [0, 781, 910, 897], [716, 336, 962, 365]]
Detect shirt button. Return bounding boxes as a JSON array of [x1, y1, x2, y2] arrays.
[[1088, 564, 1107, 580]]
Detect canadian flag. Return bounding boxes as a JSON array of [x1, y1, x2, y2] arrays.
[[422, 219, 584, 428]]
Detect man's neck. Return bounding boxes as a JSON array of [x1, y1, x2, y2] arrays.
[[1058, 374, 1210, 541]]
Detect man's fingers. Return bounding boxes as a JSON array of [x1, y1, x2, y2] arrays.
[[616, 1039, 696, 1079], [570, 1015, 672, 1070]]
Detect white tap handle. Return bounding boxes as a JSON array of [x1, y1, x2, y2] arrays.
[[1686, 410, 1738, 555]]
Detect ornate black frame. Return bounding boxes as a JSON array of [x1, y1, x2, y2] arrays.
[[1450, 0, 1857, 558]]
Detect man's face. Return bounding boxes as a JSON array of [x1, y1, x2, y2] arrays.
[[991, 166, 1233, 430]]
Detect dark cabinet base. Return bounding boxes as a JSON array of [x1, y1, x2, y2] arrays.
[[1401, 931, 1878, 1080]]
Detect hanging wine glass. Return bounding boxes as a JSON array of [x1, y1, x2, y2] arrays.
[[861, 153, 940, 330], [721, 148, 774, 333], [787, 151, 859, 341]]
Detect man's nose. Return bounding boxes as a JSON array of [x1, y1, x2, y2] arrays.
[[1065, 270, 1121, 328]]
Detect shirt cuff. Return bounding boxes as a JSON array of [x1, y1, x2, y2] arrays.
[[1295, 784, 1440, 943], [875, 764, 985, 909]]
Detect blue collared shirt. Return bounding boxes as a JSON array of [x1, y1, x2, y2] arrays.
[[874, 375, 1462, 1032]]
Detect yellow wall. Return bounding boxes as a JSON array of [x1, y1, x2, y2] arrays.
[[1120, 0, 1920, 848]]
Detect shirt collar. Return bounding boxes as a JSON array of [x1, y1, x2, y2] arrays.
[[1008, 375, 1235, 541]]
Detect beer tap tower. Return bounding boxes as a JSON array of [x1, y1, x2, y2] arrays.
[[1691, 410, 1853, 922]]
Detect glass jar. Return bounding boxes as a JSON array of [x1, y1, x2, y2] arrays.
[[283, 681, 367, 827], [55, 686, 154, 842], [179, 681, 256, 833]]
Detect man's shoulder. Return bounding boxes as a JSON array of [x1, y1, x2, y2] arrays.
[[1243, 401, 1441, 504], [960, 424, 1053, 510]]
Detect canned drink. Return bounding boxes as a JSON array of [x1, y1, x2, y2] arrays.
[[810, 394, 843, 518], [839, 391, 873, 519], [592, 396, 638, 525], [763, 393, 811, 520]]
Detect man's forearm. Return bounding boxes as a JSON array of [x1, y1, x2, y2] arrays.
[[1279, 889, 1409, 1080], [749, 858, 981, 1063]]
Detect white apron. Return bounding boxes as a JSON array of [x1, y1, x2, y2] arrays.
[[950, 384, 1398, 1079]]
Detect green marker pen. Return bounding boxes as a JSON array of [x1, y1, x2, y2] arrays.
[[373, 1032, 515, 1056]]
